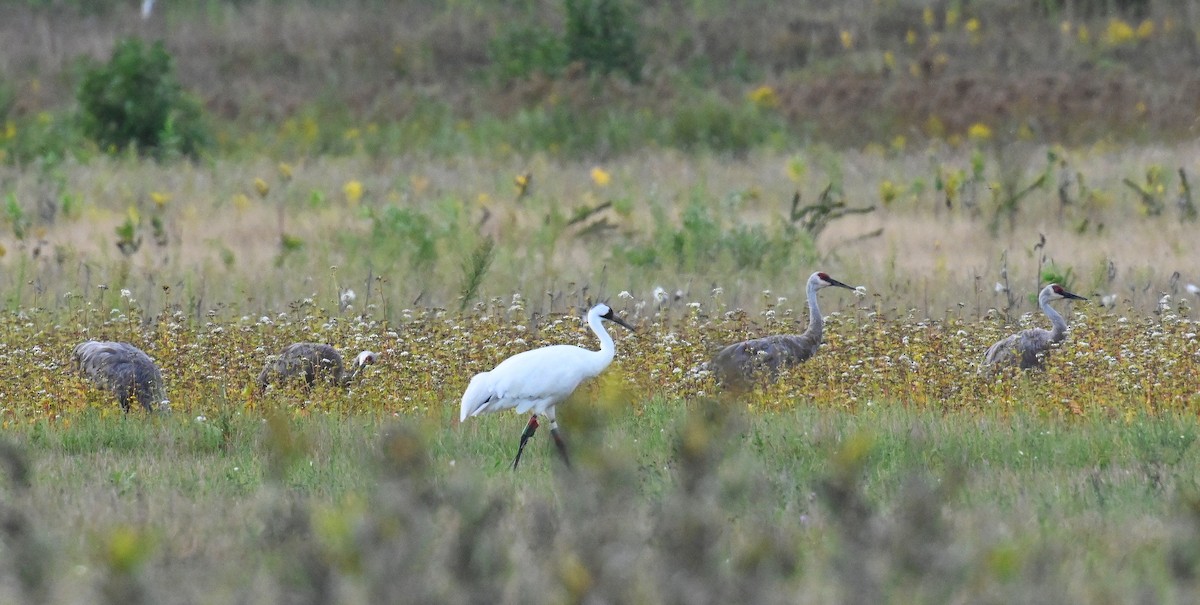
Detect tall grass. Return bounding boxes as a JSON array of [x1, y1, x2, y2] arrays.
[[3, 402, 1200, 603]]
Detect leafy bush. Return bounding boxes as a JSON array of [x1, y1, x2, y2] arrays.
[[667, 95, 783, 154], [77, 37, 209, 159], [564, 0, 643, 81], [488, 25, 568, 81]]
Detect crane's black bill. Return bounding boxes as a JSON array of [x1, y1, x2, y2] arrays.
[[825, 276, 854, 290], [1062, 290, 1087, 301], [601, 309, 636, 332], [511, 415, 539, 471]]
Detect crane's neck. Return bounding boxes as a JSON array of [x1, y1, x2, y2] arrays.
[[585, 311, 617, 376], [804, 279, 824, 343], [1041, 294, 1069, 342]]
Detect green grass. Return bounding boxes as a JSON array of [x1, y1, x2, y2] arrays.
[[3, 400, 1200, 603]]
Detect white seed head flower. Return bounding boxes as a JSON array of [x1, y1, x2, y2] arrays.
[[854, 286, 867, 298], [653, 286, 668, 304], [341, 289, 357, 305], [994, 282, 1007, 294], [618, 291, 633, 300], [120, 289, 132, 299], [1188, 283, 1200, 296]]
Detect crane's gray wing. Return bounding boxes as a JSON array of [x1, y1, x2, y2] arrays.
[[73, 341, 165, 412], [982, 328, 1052, 373], [711, 334, 819, 386], [259, 342, 345, 389]]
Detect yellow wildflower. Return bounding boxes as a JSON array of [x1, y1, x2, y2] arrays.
[[232, 193, 251, 211], [840, 30, 853, 49], [590, 167, 611, 187], [923, 7, 935, 27], [747, 85, 779, 109], [343, 180, 364, 205], [1135, 19, 1154, 40], [945, 7, 959, 27], [278, 162, 294, 181], [1077, 24, 1090, 43], [906, 29, 918, 45], [149, 192, 171, 207], [883, 50, 896, 70], [253, 178, 270, 198], [514, 172, 531, 197], [3, 122, 14, 140], [967, 122, 993, 142], [879, 180, 899, 205], [1103, 18, 1134, 46], [965, 18, 981, 33]]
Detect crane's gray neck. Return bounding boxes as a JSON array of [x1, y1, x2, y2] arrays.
[[1042, 296, 1069, 342], [804, 279, 824, 343]]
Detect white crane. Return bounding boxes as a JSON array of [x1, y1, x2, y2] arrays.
[[710, 271, 855, 386], [982, 283, 1087, 373], [459, 303, 634, 469], [73, 341, 168, 412], [258, 343, 377, 392]]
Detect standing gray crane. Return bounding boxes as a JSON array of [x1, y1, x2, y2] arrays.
[[73, 341, 168, 412], [710, 272, 856, 386], [258, 343, 378, 392], [982, 283, 1087, 374]]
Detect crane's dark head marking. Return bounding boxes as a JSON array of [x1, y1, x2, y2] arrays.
[[1051, 284, 1065, 295], [817, 272, 830, 282], [598, 304, 635, 332]]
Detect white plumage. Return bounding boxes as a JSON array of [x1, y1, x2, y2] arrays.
[[460, 303, 634, 469], [982, 283, 1087, 374]]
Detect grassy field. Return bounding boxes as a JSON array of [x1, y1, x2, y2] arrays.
[[2, 0, 1200, 602]]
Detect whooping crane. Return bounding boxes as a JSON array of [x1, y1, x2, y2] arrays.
[[459, 303, 634, 469]]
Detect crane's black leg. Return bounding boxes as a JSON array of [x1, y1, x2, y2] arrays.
[[549, 421, 571, 469], [511, 415, 539, 470]]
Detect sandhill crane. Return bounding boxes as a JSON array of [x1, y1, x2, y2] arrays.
[[710, 272, 855, 386], [460, 303, 634, 469], [982, 283, 1087, 374], [72, 341, 167, 412], [258, 343, 378, 392]]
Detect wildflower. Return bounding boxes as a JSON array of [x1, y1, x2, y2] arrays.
[[839, 30, 854, 49], [1136, 19, 1154, 39], [923, 7, 935, 27], [965, 17, 980, 33], [879, 180, 899, 205], [653, 287, 668, 304], [120, 289, 132, 300], [344, 180, 364, 205], [994, 282, 1007, 294], [906, 29, 918, 45], [854, 286, 868, 298], [1103, 18, 1135, 46], [150, 191, 170, 207], [278, 162, 293, 180], [967, 122, 993, 142], [618, 291, 633, 300], [1187, 284, 1200, 296], [883, 50, 896, 70], [747, 85, 779, 109], [341, 289, 357, 307], [232, 193, 251, 211], [590, 167, 611, 187], [711, 287, 723, 297], [514, 172, 531, 197], [253, 178, 270, 198]]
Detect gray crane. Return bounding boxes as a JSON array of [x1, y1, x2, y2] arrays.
[[710, 272, 855, 386], [982, 283, 1087, 374], [72, 341, 168, 412], [258, 343, 377, 392]]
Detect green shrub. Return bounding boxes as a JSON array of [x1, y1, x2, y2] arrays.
[[667, 95, 782, 154], [564, 0, 643, 81], [488, 25, 568, 80], [76, 37, 209, 159]]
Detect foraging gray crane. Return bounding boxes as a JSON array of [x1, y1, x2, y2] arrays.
[[73, 341, 167, 412], [460, 303, 634, 469], [982, 283, 1087, 373], [258, 343, 377, 392], [710, 271, 855, 386]]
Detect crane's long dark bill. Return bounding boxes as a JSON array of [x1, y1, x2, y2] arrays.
[[611, 315, 635, 332], [828, 277, 854, 290], [511, 415, 539, 470], [1063, 290, 1087, 301]]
